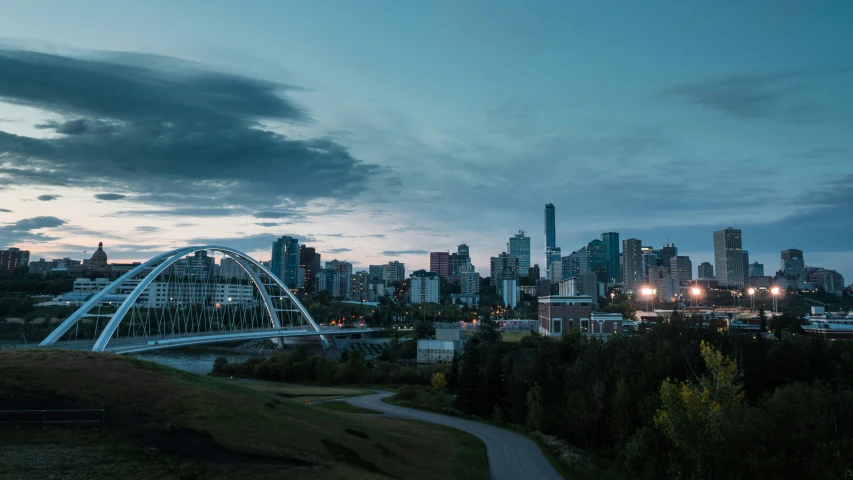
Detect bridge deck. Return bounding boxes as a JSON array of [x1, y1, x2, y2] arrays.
[[42, 327, 377, 354]]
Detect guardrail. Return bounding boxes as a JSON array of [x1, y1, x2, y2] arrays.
[[0, 409, 105, 430]]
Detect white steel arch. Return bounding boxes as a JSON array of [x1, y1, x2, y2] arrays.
[[39, 246, 328, 351]]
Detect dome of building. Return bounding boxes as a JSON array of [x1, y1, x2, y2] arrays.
[[91, 242, 108, 270]]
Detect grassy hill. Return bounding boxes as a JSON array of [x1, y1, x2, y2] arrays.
[[0, 350, 487, 480]]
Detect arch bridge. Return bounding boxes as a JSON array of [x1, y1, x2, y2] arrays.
[[39, 246, 373, 354]]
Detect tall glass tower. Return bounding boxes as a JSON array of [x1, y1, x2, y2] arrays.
[[600, 232, 620, 283], [508, 230, 531, 276], [271, 236, 300, 288], [544, 203, 556, 279]]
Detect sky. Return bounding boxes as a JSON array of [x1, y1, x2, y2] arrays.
[[1, 0, 852, 282]]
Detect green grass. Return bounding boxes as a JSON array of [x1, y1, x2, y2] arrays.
[[0, 349, 488, 480], [231, 379, 369, 402], [502, 332, 534, 343], [313, 401, 381, 414]]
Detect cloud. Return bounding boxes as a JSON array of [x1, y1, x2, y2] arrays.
[[37, 194, 60, 201], [0, 48, 386, 214], [94, 193, 127, 201], [380, 249, 429, 256], [0, 208, 11, 212], [0, 215, 66, 244], [253, 210, 306, 219], [326, 248, 352, 254], [188, 233, 320, 253], [660, 70, 813, 119], [133, 226, 160, 233], [254, 222, 282, 227]]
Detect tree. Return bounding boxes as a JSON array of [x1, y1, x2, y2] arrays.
[[526, 382, 545, 431], [758, 308, 768, 332], [654, 341, 745, 479], [431, 372, 448, 390], [212, 356, 228, 375], [447, 353, 460, 391]]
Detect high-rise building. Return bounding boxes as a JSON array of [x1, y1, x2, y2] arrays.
[[713, 228, 745, 288], [368, 264, 384, 281], [600, 232, 620, 284], [0, 247, 30, 274], [621, 239, 643, 291], [326, 260, 353, 298], [410, 270, 440, 304], [749, 262, 764, 278], [508, 230, 531, 276], [781, 249, 805, 281], [461, 269, 481, 295], [528, 264, 540, 280], [449, 244, 472, 276], [490, 252, 519, 295], [670, 256, 693, 282], [430, 252, 450, 278], [806, 267, 845, 296], [28, 258, 53, 276], [641, 247, 659, 282], [383, 261, 405, 284], [271, 236, 300, 288], [502, 278, 519, 309], [351, 271, 370, 301], [545, 247, 561, 280], [299, 245, 321, 293], [545, 203, 556, 249], [219, 257, 248, 280], [549, 260, 562, 284], [698, 262, 714, 279], [587, 239, 608, 283], [659, 243, 678, 270], [186, 250, 214, 278], [568, 248, 588, 278]]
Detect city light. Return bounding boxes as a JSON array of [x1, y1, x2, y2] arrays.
[[771, 287, 780, 295], [748, 288, 755, 295], [691, 287, 701, 296]]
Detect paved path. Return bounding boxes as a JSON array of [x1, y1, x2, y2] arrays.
[[345, 391, 563, 480]]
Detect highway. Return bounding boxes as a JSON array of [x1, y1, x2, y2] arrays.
[[345, 391, 563, 480]]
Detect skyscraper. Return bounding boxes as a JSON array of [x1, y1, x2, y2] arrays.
[[544, 203, 556, 249], [698, 262, 714, 279], [508, 230, 531, 276], [670, 256, 693, 282], [299, 245, 321, 293], [600, 232, 620, 284], [659, 243, 678, 270], [490, 252, 519, 295], [430, 252, 450, 277], [748, 262, 764, 278], [326, 260, 353, 298], [271, 236, 300, 288], [383, 261, 405, 284], [410, 270, 440, 304], [546, 247, 561, 280], [781, 249, 805, 281], [621, 239, 642, 291], [587, 239, 608, 283], [449, 244, 472, 276], [713, 227, 745, 288]]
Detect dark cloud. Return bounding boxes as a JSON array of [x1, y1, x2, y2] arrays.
[[37, 194, 60, 201], [254, 222, 282, 227], [0, 216, 66, 244], [326, 248, 352, 254], [0, 48, 385, 213], [660, 70, 813, 119], [253, 210, 306, 219], [134, 226, 160, 233], [94, 193, 127, 201], [380, 249, 429, 256], [0, 208, 11, 212]]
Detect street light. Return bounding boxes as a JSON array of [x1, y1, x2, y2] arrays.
[[641, 286, 656, 311], [771, 286, 780, 314], [691, 287, 702, 307], [747, 287, 756, 310]]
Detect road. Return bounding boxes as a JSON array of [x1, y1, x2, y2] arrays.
[[345, 391, 563, 480]]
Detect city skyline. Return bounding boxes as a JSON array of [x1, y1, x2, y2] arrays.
[[1, 2, 852, 281]]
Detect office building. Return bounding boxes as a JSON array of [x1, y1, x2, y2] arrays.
[[713, 228, 745, 288], [0, 247, 30, 274], [659, 243, 678, 270], [549, 260, 562, 284], [781, 249, 806, 281], [600, 232, 620, 284], [430, 252, 450, 278], [326, 260, 353, 298], [538, 295, 593, 336], [621, 239, 643, 291], [411, 270, 440, 304], [383, 261, 405, 284], [351, 271, 370, 301], [508, 230, 531, 276], [670, 256, 693, 282], [641, 247, 659, 281], [186, 250, 214, 278], [545, 203, 556, 249], [219, 257, 248, 280], [28, 258, 53, 276], [748, 262, 764, 278], [299, 246, 321, 293], [271, 236, 300, 288], [461, 269, 481, 295], [545, 246, 561, 280], [806, 268, 845, 296], [587, 239, 608, 283], [528, 264, 540, 280], [698, 262, 714, 280], [490, 252, 519, 295], [368, 265, 384, 281], [502, 278, 519, 308], [568, 248, 589, 278]]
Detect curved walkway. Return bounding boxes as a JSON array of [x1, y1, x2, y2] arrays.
[[344, 391, 563, 480]]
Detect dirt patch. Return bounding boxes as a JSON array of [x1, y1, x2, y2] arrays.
[[155, 428, 314, 466]]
